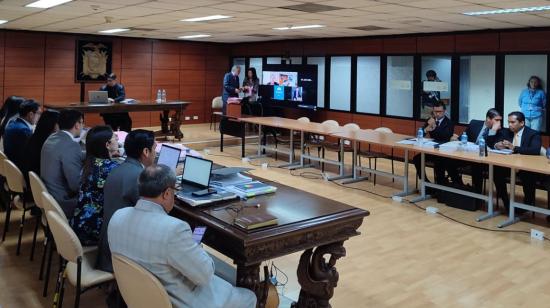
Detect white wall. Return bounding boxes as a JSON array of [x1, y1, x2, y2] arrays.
[[330, 57, 351, 111], [307, 57, 325, 108], [504, 55, 547, 129], [386, 56, 414, 117], [356, 56, 380, 114], [468, 56, 496, 122]]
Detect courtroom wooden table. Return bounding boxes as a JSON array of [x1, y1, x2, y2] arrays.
[[240, 117, 346, 179], [171, 178, 369, 307], [44, 101, 190, 140]]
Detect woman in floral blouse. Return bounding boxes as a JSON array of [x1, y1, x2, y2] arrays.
[[70, 125, 120, 246]]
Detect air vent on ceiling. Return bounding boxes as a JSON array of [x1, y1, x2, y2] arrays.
[[280, 3, 342, 13], [246, 33, 275, 37], [351, 25, 388, 31], [130, 27, 157, 31]]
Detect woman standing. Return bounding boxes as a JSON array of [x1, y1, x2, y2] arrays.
[[242, 67, 260, 102], [519, 76, 547, 131], [70, 125, 120, 246]]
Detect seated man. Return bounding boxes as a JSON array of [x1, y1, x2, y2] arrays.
[[413, 101, 456, 185], [446, 108, 505, 194], [3, 99, 41, 170], [494, 111, 541, 212], [108, 165, 256, 308], [96, 129, 156, 273], [40, 109, 85, 217]]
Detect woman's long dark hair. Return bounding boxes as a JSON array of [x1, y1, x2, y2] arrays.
[[82, 125, 113, 181], [527, 76, 543, 90], [246, 67, 259, 82], [27, 110, 60, 151], [0, 96, 25, 136]]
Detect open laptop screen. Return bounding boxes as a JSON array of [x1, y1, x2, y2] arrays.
[[182, 156, 212, 187], [157, 144, 181, 173]]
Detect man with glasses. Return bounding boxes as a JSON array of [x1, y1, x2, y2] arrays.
[[3, 99, 41, 171], [100, 73, 131, 132], [413, 101, 455, 186], [41, 109, 85, 217], [108, 165, 257, 308]]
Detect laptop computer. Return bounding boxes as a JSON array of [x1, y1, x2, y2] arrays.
[[180, 155, 213, 193], [88, 91, 109, 104], [157, 144, 182, 173]]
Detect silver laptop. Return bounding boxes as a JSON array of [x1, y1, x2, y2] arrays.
[[157, 144, 182, 173], [88, 91, 109, 104]]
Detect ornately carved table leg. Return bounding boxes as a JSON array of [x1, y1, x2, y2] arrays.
[[171, 109, 184, 140], [236, 263, 262, 304], [292, 241, 347, 308]]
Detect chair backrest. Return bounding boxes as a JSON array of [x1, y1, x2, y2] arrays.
[[297, 117, 310, 123], [375, 127, 393, 133], [112, 254, 173, 308], [29, 172, 47, 209], [343, 123, 360, 131], [541, 147, 547, 156], [0, 150, 7, 176], [212, 96, 223, 109], [321, 119, 339, 128], [46, 210, 82, 263], [41, 191, 68, 221], [4, 159, 26, 193]]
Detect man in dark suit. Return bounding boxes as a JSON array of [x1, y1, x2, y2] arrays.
[[96, 129, 156, 273], [40, 109, 84, 217], [413, 101, 455, 184], [446, 108, 505, 194], [3, 100, 41, 170], [100, 73, 131, 132], [221, 65, 242, 114], [494, 111, 542, 211]]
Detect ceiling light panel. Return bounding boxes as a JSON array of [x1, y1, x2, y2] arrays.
[[25, 0, 73, 9]]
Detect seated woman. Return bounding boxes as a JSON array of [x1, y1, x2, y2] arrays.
[[70, 125, 120, 246], [0, 95, 25, 138], [23, 109, 60, 184]]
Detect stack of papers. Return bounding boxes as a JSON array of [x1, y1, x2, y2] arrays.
[[439, 141, 478, 152], [176, 189, 237, 207], [488, 148, 513, 155], [224, 181, 277, 199], [396, 138, 438, 147]]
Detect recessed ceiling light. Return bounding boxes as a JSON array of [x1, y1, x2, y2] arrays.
[[25, 0, 73, 9], [178, 34, 211, 39], [273, 25, 325, 30], [181, 15, 231, 22], [99, 28, 129, 34], [464, 6, 550, 16], [0, 20, 8, 25]]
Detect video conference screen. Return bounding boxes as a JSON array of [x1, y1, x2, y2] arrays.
[[259, 64, 317, 108]]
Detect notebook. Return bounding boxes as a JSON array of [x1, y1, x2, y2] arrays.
[[234, 213, 278, 230]]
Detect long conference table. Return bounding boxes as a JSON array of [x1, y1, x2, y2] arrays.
[[172, 175, 369, 307], [238, 116, 550, 228], [44, 101, 190, 140]]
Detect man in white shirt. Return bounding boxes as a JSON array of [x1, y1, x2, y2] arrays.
[[108, 165, 256, 308], [40, 109, 84, 217]]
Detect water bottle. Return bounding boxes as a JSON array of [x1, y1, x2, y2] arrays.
[[416, 128, 424, 146], [460, 131, 468, 146], [161, 89, 166, 103], [156, 89, 162, 104], [478, 137, 486, 157]]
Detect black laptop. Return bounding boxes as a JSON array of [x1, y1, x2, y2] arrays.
[[180, 155, 214, 193]]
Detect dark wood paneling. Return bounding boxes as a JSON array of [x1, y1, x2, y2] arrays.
[[349, 38, 383, 54], [149, 85, 179, 102], [121, 52, 152, 69], [417, 35, 455, 53], [206, 55, 228, 71], [499, 31, 550, 52], [180, 70, 205, 85], [323, 110, 353, 125], [352, 114, 382, 129], [455, 33, 499, 53], [4, 47, 45, 67], [46, 34, 77, 49], [45, 49, 74, 68], [180, 54, 205, 70], [112, 38, 122, 72], [205, 70, 225, 86], [122, 38, 152, 53], [180, 85, 205, 100], [153, 40, 180, 54], [129, 111, 151, 128], [383, 37, 417, 54], [123, 84, 151, 102], [4, 67, 44, 87], [5, 31, 45, 48], [180, 43, 207, 55], [4, 86, 44, 102], [120, 69, 152, 85], [44, 85, 80, 103], [45, 68, 75, 86], [152, 53, 180, 69], [152, 69, 179, 86], [381, 117, 415, 135]]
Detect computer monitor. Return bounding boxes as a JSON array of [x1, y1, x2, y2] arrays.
[[157, 144, 181, 173], [182, 156, 213, 188], [88, 91, 109, 104]]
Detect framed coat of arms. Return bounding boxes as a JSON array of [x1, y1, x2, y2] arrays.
[[75, 40, 113, 82]]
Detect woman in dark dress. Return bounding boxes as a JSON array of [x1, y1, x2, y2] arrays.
[[70, 125, 120, 246]]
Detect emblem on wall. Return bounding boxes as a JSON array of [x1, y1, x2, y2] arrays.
[[75, 40, 113, 82]]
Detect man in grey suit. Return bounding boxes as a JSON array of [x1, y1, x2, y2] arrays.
[[108, 165, 256, 308], [40, 110, 84, 218], [96, 129, 157, 273]]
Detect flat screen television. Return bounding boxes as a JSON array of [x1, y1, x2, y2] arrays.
[[259, 64, 317, 109]]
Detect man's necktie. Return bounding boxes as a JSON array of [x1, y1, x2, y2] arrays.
[[513, 133, 520, 147]]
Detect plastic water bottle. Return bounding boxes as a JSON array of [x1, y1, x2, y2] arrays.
[[416, 128, 424, 146], [478, 137, 486, 157], [156, 89, 162, 104], [161, 89, 166, 103], [460, 131, 468, 146]]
